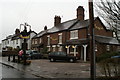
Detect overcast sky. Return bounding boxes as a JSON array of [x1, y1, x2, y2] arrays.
[[0, 0, 101, 43]]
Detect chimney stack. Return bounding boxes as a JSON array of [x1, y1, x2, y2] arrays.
[[15, 28, 20, 35], [54, 16, 61, 26], [77, 6, 84, 20], [44, 26, 47, 30]]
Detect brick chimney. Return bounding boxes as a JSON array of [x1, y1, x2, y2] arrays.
[[76, 6, 84, 20], [44, 26, 47, 30], [15, 28, 20, 35], [54, 16, 61, 26]]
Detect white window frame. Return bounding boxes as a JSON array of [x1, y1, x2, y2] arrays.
[[32, 39, 34, 44], [106, 45, 110, 51], [16, 39, 18, 44], [70, 30, 78, 39], [52, 45, 56, 52], [58, 33, 62, 44], [58, 46, 62, 51], [47, 35, 50, 45], [95, 44, 97, 52], [39, 38, 42, 44], [35, 39, 37, 44]]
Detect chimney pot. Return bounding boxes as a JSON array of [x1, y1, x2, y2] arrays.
[[44, 26, 47, 30], [15, 28, 20, 35]]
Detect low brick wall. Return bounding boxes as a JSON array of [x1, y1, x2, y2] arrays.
[[2, 51, 18, 56]]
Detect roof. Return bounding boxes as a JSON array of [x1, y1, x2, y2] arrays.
[[33, 17, 110, 39], [47, 19, 78, 33], [11, 30, 37, 40], [33, 19, 78, 38], [32, 30, 48, 38], [95, 35, 120, 45]]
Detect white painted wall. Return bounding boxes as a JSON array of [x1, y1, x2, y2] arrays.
[[27, 32, 36, 49]]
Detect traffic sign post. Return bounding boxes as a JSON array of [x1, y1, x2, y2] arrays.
[[20, 23, 31, 65]]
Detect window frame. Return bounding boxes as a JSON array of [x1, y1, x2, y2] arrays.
[[70, 30, 78, 39]]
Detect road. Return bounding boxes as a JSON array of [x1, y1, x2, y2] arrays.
[[0, 63, 39, 79]]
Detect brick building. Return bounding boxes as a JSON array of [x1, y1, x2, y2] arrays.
[[31, 6, 120, 61]]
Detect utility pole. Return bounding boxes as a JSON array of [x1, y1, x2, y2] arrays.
[[89, 0, 96, 80]]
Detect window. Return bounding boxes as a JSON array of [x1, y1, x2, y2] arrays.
[[47, 35, 50, 45], [35, 39, 37, 44], [106, 45, 110, 51], [52, 45, 56, 52], [48, 46, 51, 51], [58, 46, 62, 51], [13, 40, 15, 45], [70, 30, 78, 39], [16, 39, 18, 44], [39, 38, 42, 44], [32, 39, 34, 44], [113, 32, 116, 37], [117, 46, 120, 51], [95, 44, 97, 51], [58, 33, 62, 44], [8, 40, 9, 44]]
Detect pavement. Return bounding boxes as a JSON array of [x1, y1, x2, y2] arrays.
[[0, 56, 102, 78]]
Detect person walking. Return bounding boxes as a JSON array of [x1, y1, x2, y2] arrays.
[[18, 50, 24, 60]]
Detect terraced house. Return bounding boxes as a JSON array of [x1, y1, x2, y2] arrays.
[[2, 28, 37, 50], [31, 6, 120, 61]]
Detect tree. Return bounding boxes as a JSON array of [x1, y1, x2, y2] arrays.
[[95, 0, 120, 42]]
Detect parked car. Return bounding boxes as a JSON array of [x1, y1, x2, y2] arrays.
[[26, 50, 43, 59], [111, 55, 120, 58], [48, 52, 77, 62]]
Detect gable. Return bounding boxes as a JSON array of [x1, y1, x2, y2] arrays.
[[94, 17, 113, 37]]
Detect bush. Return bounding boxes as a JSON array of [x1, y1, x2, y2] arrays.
[[96, 51, 120, 62], [97, 51, 120, 77], [98, 58, 120, 77]]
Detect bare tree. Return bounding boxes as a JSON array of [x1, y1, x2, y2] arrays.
[[95, 0, 120, 42]]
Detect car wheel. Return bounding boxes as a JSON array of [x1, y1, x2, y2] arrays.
[[69, 59, 74, 63], [50, 58, 55, 62]]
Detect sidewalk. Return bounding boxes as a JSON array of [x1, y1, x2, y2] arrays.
[[0, 57, 102, 78]]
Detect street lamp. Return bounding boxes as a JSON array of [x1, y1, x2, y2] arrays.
[[20, 22, 31, 65]]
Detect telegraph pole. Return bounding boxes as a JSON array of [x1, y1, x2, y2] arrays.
[[89, 0, 96, 80]]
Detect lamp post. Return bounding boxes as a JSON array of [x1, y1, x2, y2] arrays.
[[89, 0, 96, 80], [20, 22, 31, 65]]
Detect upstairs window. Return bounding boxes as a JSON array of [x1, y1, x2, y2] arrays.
[[32, 39, 34, 44], [58, 33, 62, 44], [35, 39, 38, 44], [70, 30, 78, 39], [39, 38, 42, 44], [47, 35, 50, 45]]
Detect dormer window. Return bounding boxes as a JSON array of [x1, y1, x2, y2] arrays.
[[70, 30, 78, 39]]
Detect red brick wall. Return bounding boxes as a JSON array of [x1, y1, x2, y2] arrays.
[[94, 18, 113, 37], [78, 28, 87, 39]]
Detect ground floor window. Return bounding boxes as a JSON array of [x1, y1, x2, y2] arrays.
[[106, 45, 110, 51], [58, 46, 62, 51]]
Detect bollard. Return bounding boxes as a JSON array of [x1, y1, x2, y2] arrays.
[[18, 55, 20, 63], [13, 55, 15, 62], [8, 55, 10, 61]]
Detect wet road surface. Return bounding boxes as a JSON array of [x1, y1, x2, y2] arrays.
[[0, 64, 39, 78]]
